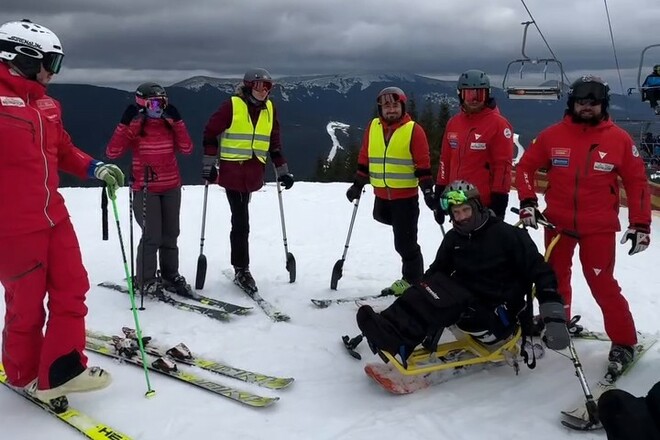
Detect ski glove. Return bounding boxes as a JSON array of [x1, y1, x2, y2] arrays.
[[433, 209, 445, 226], [120, 104, 139, 125], [620, 224, 650, 255], [278, 173, 294, 190], [94, 163, 125, 200], [539, 301, 570, 351], [420, 179, 436, 211], [519, 198, 546, 229], [202, 155, 218, 183], [389, 279, 411, 297], [346, 183, 364, 202], [489, 192, 509, 219], [163, 104, 182, 122]]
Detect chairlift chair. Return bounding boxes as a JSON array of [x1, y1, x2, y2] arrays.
[[636, 43, 660, 113], [502, 21, 566, 101]]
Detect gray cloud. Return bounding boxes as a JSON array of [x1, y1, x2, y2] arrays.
[[1, 0, 658, 91]]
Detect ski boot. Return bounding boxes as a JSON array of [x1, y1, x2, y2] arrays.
[[162, 275, 198, 299], [234, 267, 258, 293], [24, 380, 69, 413], [606, 344, 635, 382], [141, 280, 169, 301], [29, 367, 112, 402]]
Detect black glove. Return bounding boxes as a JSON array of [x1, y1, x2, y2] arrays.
[[519, 198, 546, 229], [120, 105, 139, 125], [346, 183, 364, 202], [278, 173, 294, 190], [202, 155, 218, 183], [433, 209, 445, 226], [539, 301, 570, 350], [163, 104, 182, 122], [420, 179, 436, 210], [489, 192, 509, 219]]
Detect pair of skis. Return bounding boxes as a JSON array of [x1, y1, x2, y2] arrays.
[[85, 328, 293, 408], [0, 363, 133, 440], [220, 269, 291, 322]]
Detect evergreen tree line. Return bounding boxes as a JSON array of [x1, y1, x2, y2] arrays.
[[313, 94, 453, 182]]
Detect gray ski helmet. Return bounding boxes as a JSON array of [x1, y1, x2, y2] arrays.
[[457, 69, 490, 90], [243, 68, 272, 87], [376, 86, 407, 117], [567, 75, 610, 112]]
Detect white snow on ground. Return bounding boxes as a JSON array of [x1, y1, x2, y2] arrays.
[[326, 121, 351, 162], [1, 183, 658, 439]]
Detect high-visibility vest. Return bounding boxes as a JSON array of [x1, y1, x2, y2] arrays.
[[367, 119, 417, 188], [219, 96, 273, 163]]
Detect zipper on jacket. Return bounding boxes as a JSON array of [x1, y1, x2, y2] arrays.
[[28, 96, 55, 227]]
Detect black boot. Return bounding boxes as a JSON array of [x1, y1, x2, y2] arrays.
[[162, 275, 196, 298], [234, 267, 257, 293]]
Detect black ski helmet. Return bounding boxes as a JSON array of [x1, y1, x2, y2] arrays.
[[135, 82, 167, 107], [567, 75, 610, 111]]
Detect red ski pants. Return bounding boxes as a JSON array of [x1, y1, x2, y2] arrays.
[[545, 229, 637, 346], [0, 219, 90, 388]]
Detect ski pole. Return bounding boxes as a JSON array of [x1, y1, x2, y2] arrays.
[[128, 173, 136, 302], [565, 338, 600, 427], [330, 196, 361, 290], [273, 164, 296, 283], [107, 186, 156, 398], [195, 181, 209, 289], [101, 184, 108, 241]]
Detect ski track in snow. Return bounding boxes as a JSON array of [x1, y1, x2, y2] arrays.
[[1, 183, 658, 439]]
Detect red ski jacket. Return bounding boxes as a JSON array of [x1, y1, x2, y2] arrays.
[[356, 113, 432, 200], [516, 115, 651, 234], [106, 117, 193, 192], [203, 92, 287, 193], [0, 63, 95, 238], [436, 105, 514, 207]]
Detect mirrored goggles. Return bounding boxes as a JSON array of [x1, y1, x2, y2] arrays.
[[251, 80, 273, 92], [136, 96, 168, 111], [43, 52, 64, 74], [460, 88, 487, 102], [440, 190, 469, 211], [377, 93, 402, 106]]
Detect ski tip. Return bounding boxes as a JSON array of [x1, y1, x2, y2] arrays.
[[311, 299, 330, 308]]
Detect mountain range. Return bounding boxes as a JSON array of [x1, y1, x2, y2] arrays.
[[46, 73, 659, 187]]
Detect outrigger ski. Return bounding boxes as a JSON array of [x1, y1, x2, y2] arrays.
[[560, 331, 658, 431], [220, 269, 290, 322], [99, 280, 252, 316], [97, 281, 231, 322], [85, 338, 279, 408], [86, 328, 294, 390], [312, 290, 395, 308], [0, 363, 133, 440]]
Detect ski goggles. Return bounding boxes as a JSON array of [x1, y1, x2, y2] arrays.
[[440, 190, 469, 211], [575, 98, 602, 106], [571, 82, 608, 101], [377, 93, 403, 106], [460, 88, 487, 102], [250, 80, 273, 92], [43, 52, 64, 74], [136, 96, 168, 111]]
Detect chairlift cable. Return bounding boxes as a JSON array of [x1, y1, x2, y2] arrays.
[[519, 0, 571, 85], [603, 0, 630, 117]]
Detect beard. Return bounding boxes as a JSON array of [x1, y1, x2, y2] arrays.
[[571, 109, 603, 126]]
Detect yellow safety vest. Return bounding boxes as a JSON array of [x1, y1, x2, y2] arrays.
[[367, 119, 417, 188], [219, 96, 273, 163]]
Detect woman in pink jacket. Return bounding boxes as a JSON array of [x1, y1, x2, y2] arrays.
[[106, 82, 193, 298]]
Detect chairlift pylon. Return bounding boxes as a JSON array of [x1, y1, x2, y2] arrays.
[[502, 21, 566, 101]]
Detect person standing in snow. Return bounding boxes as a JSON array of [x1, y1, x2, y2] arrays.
[[202, 68, 294, 292], [433, 69, 514, 225], [356, 180, 569, 360], [346, 86, 433, 292], [0, 19, 122, 404], [515, 75, 651, 374], [106, 82, 194, 298]]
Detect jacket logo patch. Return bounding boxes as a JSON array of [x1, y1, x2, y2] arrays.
[[598, 151, 607, 159], [503, 128, 512, 139], [632, 145, 640, 157], [593, 161, 614, 172], [36, 99, 56, 110], [552, 158, 570, 167], [470, 142, 486, 150], [551, 147, 571, 157], [0, 96, 25, 107], [474, 133, 481, 140]]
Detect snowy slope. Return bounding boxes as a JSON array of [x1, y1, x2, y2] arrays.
[[1, 183, 658, 440]]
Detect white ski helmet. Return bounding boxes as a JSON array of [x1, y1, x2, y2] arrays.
[[0, 19, 64, 79]]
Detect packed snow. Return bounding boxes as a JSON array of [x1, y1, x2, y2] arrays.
[[326, 121, 351, 161], [1, 183, 658, 440]]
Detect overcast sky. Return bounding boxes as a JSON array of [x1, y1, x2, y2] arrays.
[[2, 0, 659, 92]]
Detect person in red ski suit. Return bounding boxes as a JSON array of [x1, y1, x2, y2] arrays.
[[106, 82, 193, 298], [434, 69, 514, 224], [515, 75, 651, 370], [202, 68, 293, 292], [0, 19, 122, 403]]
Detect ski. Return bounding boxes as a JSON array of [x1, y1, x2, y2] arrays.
[[364, 360, 504, 395], [560, 332, 658, 431], [97, 281, 232, 322], [221, 269, 290, 322], [86, 328, 294, 390], [85, 338, 279, 408], [311, 290, 394, 308], [0, 363, 133, 439]]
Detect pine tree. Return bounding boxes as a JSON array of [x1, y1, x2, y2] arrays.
[[407, 92, 418, 121]]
